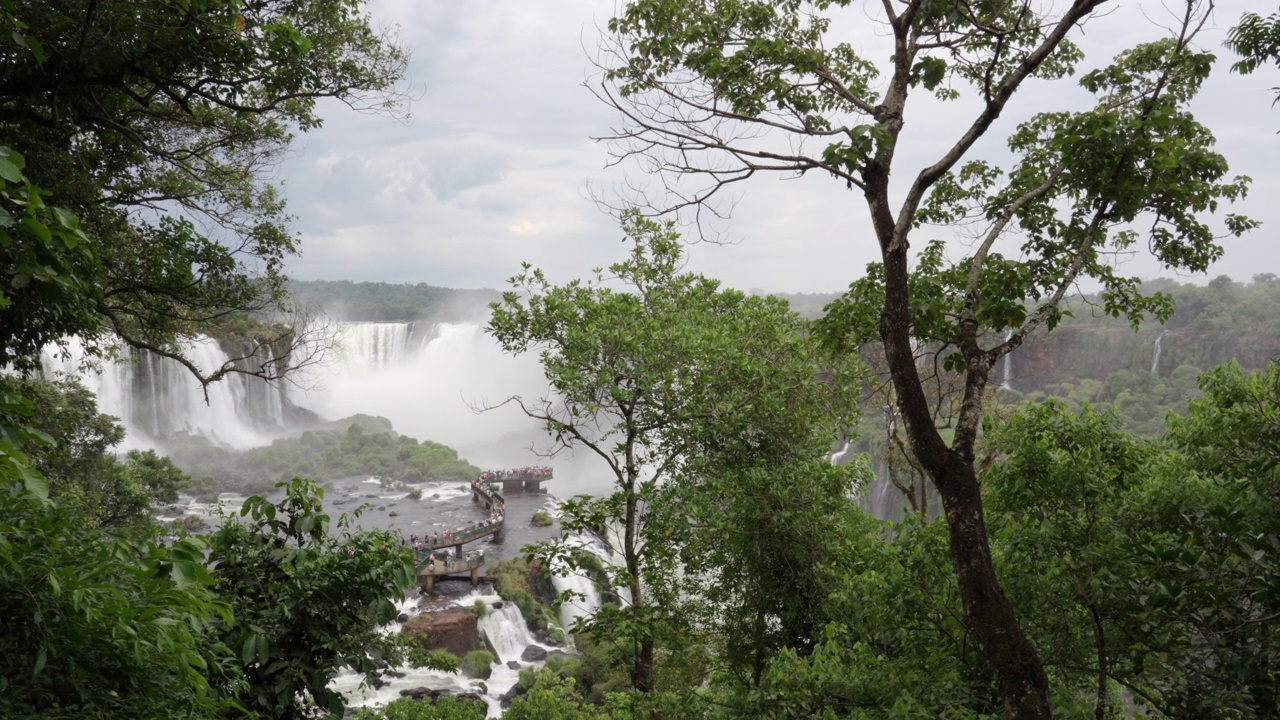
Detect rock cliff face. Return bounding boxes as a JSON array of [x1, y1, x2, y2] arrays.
[[401, 611, 480, 656], [1006, 325, 1280, 393]]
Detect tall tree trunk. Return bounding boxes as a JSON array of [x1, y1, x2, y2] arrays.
[[878, 241, 1053, 719], [624, 471, 656, 691]]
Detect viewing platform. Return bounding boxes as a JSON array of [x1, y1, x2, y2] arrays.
[[415, 551, 486, 591], [412, 467, 551, 593], [476, 466, 553, 493]]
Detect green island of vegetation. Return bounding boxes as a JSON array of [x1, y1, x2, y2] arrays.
[[167, 415, 480, 499]]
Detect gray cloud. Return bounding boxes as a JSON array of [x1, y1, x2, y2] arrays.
[[277, 1, 1280, 294]]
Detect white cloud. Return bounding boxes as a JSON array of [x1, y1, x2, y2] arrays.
[[278, 1, 1280, 294]]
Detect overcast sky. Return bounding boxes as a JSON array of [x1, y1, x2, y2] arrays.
[[276, 1, 1280, 295]]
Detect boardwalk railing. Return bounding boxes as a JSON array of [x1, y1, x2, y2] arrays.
[[413, 469, 545, 591], [471, 479, 505, 507], [416, 551, 487, 576], [416, 519, 502, 551]]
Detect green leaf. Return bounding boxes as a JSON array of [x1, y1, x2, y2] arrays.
[[20, 462, 49, 499], [21, 216, 50, 243], [0, 155, 22, 183]]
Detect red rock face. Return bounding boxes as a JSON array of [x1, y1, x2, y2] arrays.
[[401, 611, 480, 656]]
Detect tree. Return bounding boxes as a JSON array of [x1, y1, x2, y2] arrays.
[[985, 395, 1280, 718], [598, 2, 1253, 716], [204, 478, 419, 719], [488, 213, 861, 692], [0, 375, 185, 533], [1227, 6, 1280, 105], [0, 0, 407, 384], [0, 477, 240, 720]]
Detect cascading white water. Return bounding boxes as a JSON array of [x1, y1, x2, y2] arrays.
[[999, 328, 1014, 391], [338, 322, 414, 370], [829, 438, 852, 466], [40, 337, 287, 450], [294, 322, 549, 457], [1152, 331, 1166, 374], [478, 602, 538, 663]]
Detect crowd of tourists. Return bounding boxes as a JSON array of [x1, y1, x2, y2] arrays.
[[477, 465, 553, 481]]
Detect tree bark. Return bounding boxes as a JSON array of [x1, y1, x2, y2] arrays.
[[878, 239, 1053, 719], [623, 463, 656, 692]]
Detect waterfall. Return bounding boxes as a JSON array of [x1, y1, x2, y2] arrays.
[[40, 337, 288, 451], [1152, 331, 1166, 375], [550, 565, 602, 632], [999, 328, 1014, 391], [478, 602, 537, 663], [336, 322, 414, 370], [293, 322, 548, 454], [829, 438, 851, 466]]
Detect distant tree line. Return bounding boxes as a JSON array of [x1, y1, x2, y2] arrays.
[[288, 280, 500, 323]]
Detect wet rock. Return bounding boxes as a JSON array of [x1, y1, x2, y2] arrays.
[[401, 611, 481, 656], [492, 601, 504, 610], [397, 613, 410, 623], [500, 682, 528, 709], [507, 660, 520, 670], [398, 686, 438, 700], [534, 628, 564, 646], [520, 645, 547, 662]]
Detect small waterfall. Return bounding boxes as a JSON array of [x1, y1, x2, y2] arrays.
[[550, 566, 601, 632], [999, 328, 1014, 391], [478, 602, 537, 663], [829, 438, 851, 466], [1151, 331, 1166, 375]]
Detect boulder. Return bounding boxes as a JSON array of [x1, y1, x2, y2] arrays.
[[500, 682, 528, 709], [507, 660, 521, 670], [520, 645, 547, 662], [401, 611, 481, 656], [398, 686, 439, 700]]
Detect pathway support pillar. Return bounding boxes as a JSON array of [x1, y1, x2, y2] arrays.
[[470, 568, 479, 586]]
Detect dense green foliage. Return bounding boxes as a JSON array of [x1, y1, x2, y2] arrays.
[[0, 0, 405, 383], [473, 365, 1280, 719], [459, 650, 496, 680], [206, 478, 419, 718], [289, 280, 500, 322], [0, 482, 237, 720], [0, 376, 187, 533], [350, 696, 486, 720], [491, 214, 863, 692], [169, 415, 479, 496]]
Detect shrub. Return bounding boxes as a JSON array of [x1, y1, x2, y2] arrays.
[[350, 695, 486, 719], [459, 650, 495, 679], [531, 510, 554, 527]]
